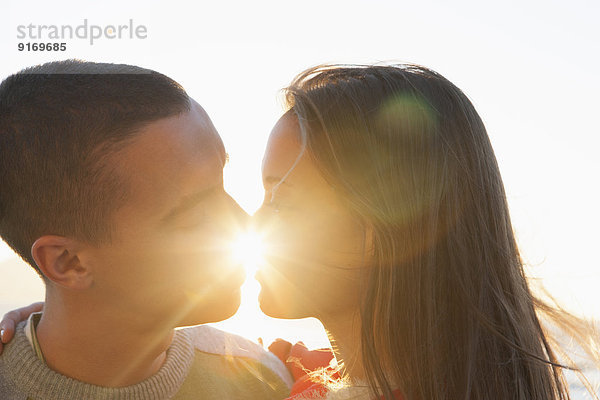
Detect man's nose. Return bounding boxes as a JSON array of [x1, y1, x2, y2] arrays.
[[224, 193, 250, 231]]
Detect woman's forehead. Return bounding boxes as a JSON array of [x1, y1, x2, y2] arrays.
[[262, 114, 334, 195], [262, 116, 303, 183], [263, 115, 302, 168]]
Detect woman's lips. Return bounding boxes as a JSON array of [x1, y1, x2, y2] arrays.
[[254, 268, 268, 284]]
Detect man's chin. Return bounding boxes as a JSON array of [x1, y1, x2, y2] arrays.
[[176, 289, 242, 327]]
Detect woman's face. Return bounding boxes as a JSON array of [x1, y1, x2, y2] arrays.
[[255, 113, 369, 320]]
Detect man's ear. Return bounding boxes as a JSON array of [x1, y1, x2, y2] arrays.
[[31, 236, 93, 289]]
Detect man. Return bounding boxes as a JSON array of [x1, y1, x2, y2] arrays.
[[0, 60, 292, 399]]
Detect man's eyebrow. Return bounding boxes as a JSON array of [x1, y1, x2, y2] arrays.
[[160, 186, 220, 224]]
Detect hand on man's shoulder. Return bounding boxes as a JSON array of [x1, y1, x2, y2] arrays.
[[171, 325, 293, 399]]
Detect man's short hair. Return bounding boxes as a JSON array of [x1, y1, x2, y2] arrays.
[[0, 59, 190, 275]]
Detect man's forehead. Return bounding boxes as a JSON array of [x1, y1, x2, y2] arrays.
[[188, 99, 226, 159], [106, 98, 227, 220], [108, 99, 226, 187], [189, 100, 214, 134]]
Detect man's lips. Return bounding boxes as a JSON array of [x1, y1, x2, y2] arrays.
[[233, 269, 247, 287], [225, 265, 247, 287]]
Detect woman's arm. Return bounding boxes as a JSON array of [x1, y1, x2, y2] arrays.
[[0, 302, 44, 354]]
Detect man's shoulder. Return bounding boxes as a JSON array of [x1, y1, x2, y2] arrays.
[[0, 375, 24, 400], [179, 324, 293, 387], [0, 323, 31, 400], [180, 324, 268, 358], [0, 373, 24, 400]]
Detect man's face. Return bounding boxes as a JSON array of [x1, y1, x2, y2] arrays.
[[78, 100, 247, 327]]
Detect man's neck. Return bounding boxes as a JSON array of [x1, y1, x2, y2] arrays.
[[36, 297, 174, 387]]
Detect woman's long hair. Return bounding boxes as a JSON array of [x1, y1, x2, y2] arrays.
[[284, 64, 599, 400]]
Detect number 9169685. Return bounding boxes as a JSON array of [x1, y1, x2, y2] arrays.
[[18, 42, 67, 51]]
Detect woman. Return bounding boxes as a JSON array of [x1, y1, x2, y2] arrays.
[[255, 64, 599, 399], [2, 64, 598, 399]]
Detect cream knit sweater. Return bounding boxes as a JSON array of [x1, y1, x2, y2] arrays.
[[0, 321, 292, 400]]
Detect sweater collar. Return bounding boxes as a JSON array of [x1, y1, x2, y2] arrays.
[[0, 320, 195, 400]]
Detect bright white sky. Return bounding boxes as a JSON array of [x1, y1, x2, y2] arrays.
[[0, 0, 598, 349]]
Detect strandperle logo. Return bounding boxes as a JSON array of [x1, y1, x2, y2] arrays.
[[16, 19, 148, 45]]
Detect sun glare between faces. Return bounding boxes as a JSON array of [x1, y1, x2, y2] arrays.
[[232, 230, 265, 276]]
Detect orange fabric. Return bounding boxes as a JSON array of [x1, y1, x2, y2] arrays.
[[268, 339, 337, 398], [269, 339, 403, 400]]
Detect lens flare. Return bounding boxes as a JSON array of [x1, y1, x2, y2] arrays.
[[232, 230, 265, 275]]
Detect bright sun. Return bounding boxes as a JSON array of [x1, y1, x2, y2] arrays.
[[232, 230, 266, 275]]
